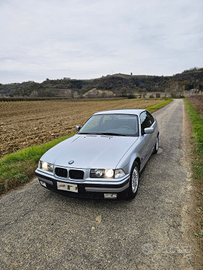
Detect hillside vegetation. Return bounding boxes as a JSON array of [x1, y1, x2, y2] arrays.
[[1, 67, 203, 98]]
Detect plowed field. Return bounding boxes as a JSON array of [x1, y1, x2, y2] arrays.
[[0, 99, 164, 158]]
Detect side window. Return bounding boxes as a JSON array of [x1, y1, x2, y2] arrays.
[[140, 111, 154, 133], [146, 111, 154, 126]]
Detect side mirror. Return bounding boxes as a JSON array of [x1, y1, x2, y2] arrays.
[[76, 126, 81, 131], [144, 127, 154, 134]]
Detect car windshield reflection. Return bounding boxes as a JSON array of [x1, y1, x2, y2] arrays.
[[78, 114, 139, 136]]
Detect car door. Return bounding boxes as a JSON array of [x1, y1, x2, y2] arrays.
[[139, 111, 155, 171]]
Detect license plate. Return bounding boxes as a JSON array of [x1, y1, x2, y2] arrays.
[[57, 182, 78, 193]]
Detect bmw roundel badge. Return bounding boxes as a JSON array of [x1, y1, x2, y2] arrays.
[[68, 160, 74, 165]]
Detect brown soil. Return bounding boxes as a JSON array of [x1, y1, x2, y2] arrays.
[[0, 99, 163, 158]]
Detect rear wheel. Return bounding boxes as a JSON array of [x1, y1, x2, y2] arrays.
[[127, 161, 139, 199]]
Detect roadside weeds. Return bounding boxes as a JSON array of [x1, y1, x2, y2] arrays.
[[183, 98, 203, 268], [0, 134, 73, 195]]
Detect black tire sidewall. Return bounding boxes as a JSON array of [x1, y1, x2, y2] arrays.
[[153, 136, 159, 154], [127, 161, 139, 199]]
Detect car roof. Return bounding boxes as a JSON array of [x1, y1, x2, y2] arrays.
[[94, 108, 146, 116]]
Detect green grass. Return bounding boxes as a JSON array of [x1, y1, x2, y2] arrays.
[[184, 99, 203, 181], [184, 99, 203, 248], [0, 134, 74, 195], [0, 99, 172, 195], [146, 99, 172, 112]]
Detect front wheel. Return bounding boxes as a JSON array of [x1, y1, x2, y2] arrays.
[[127, 161, 139, 199], [153, 136, 159, 154]]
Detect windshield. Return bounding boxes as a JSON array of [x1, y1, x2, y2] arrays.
[[78, 114, 139, 136]]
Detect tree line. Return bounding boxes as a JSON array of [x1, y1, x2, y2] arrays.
[[1, 68, 203, 98]]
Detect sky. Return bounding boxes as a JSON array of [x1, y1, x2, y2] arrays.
[[0, 0, 203, 84]]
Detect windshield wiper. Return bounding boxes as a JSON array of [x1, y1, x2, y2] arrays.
[[78, 132, 100, 135], [101, 133, 127, 136], [78, 132, 127, 136]]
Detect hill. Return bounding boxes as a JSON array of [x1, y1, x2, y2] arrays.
[[1, 67, 203, 98]]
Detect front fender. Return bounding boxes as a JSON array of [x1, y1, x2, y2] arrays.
[[116, 145, 141, 175]]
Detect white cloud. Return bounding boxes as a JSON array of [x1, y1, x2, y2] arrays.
[[0, 0, 203, 83]]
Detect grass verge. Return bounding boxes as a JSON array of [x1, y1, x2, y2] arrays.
[[146, 99, 172, 112], [184, 99, 203, 181], [0, 134, 73, 195], [0, 99, 172, 196], [184, 99, 203, 246]]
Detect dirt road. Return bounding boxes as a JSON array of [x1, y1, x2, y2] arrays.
[[0, 99, 199, 269]]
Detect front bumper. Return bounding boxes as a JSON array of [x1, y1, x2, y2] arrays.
[[35, 169, 130, 199]]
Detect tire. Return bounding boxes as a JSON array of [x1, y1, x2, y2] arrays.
[[153, 136, 159, 154], [127, 161, 139, 199]]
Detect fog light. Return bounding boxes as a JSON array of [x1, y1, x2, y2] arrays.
[[104, 193, 117, 199], [40, 181, 47, 187]]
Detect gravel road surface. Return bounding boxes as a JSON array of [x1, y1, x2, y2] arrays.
[[0, 99, 197, 269]]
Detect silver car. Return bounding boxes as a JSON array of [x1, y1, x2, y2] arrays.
[[35, 109, 159, 199]]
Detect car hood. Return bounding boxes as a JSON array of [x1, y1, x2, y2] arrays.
[[41, 134, 138, 169]]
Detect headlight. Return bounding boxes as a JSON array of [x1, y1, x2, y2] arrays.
[[104, 169, 114, 178], [90, 169, 125, 179], [90, 169, 106, 178], [38, 161, 54, 172]]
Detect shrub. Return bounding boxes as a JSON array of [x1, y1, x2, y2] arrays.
[[128, 93, 136, 99]]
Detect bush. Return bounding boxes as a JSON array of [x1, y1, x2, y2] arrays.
[[128, 93, 136, 99]]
